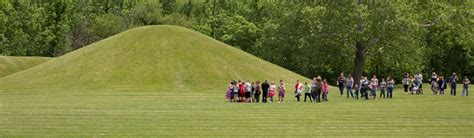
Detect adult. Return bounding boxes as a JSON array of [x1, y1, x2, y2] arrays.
[[438, 76, 446, 95], [462, 76, 470, 96], [387, 76, 395, 99], [414, 73, 423, 94], [314, 76, 323, 103], [278, 80, 286, 103], [346, 74, 354, 98], [337, 73, 345, 97], [261, 80, 270, 103], [360, 76, 370, 100], [294, 80, 303, 102], [254, 81, 261, 103], [232, 81, 239, 102], [431, 72, 438, 95], [370, 75, 378, 99], [303, 82, 312, 102], [449, 72, 458, 96], [311, 77, 318, 102], [402, 73, 410, 94], [245, 80, 252, 102]]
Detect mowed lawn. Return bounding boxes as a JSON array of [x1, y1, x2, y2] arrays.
[[1, 86, 473, 137]]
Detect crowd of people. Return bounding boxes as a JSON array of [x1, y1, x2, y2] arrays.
[[225, 72, 470, 103]]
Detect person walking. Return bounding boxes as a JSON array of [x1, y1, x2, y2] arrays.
[[449, 72, 458, 96], [379, 78, 386, 98], [337, 73, 345, 97], [303, 82, 312, 102], [294, 80, 303, 102], [346, 74, 354, 98], [322, 79, 329, 101], [261, 80, 270, 103], [438, 76, 446, 95], [387, 76, 395, 99], [370, 75, 378, 99], [463, 76, 470, 96], [278, 80, 286, 103], [431, 72, 438, 94], [402, 73, 410, 94]]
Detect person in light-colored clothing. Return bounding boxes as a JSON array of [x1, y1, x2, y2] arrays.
[[463, 76, 470, 96], [303, 82, 312, 102], [346, 74, 354, 98]]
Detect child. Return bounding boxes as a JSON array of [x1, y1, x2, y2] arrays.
[[278, 80, 286, 103], [322, 79, 329, 101], [354, 85, 359, 100], [269, 81, 276, 103], [379, 78, 386, 98], [303, 82, 312, 102], [463, 76, 470, 96], [240, 82, 247, 102]]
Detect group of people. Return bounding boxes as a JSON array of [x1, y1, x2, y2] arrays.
[[225, 72, 470, 103], [423, 72, 470, 96], [226, 80, 287, 103], [336, 73, 395, 100]]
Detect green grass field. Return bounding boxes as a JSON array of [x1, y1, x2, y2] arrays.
[[1, 87, 473, 136], [0, 25, 473, 136]]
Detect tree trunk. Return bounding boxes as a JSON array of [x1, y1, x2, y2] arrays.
[[354, 0, 365, 85], [354, 41, 365, 85]]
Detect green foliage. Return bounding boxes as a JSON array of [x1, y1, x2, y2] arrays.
[[0, 0, 472, 83]]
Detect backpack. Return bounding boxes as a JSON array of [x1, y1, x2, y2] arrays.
[[362, 80, 369, 90]]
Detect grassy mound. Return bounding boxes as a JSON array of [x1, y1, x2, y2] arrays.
[[0, 56, 51, 78], [0, 25, 310, 92]]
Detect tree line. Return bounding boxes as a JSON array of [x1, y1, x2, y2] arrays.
[[0, 0, 473, 85]]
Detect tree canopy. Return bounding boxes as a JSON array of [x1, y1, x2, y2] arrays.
[[0, 0, 472, 84]]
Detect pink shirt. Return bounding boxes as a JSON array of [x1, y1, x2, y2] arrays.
[[322, 82, 328, 93]]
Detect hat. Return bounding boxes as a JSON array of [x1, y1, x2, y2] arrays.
[[316, 76, 322, 80]]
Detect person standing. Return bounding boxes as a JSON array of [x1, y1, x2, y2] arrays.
[[463, 76, 470, 96], [254, 81, 261, 103], [337, 73, 345, 97], [269, 81, 276, 103], [361, 76, 370, 100], [311, 77, 318, 102], [370, 75, 378, 99], [346, 74, 354, 98], [227, 81, 234, 102], [245, 80, 252, 103], [232, 81, 239, 102], [303, 82, 312, 102], [315, 76, 323, 103], [322, 79, 329, 101], [449, 72, 458, 96], [294, 80, 303, 102], [278, 80, 286, 103], [387, 76, 395, 99], [431, 72, 438, 94], [379, 78, 386, 98], [402, 73, 410, 94], [261, 80, 270, 103]]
